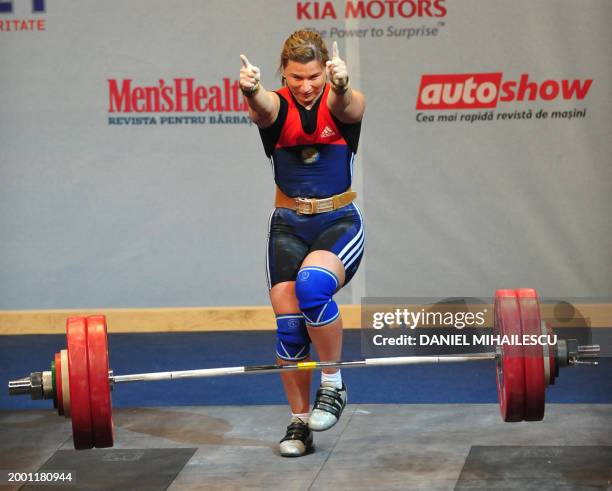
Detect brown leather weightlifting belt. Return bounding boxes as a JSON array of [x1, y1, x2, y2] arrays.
[[275, 186, 357, 215]]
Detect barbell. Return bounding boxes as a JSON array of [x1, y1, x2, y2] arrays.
[[7, 288, 599, 450]]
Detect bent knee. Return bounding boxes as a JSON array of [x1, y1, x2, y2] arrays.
[[276, 314, 310, 361], [295, 266, 340, 327]]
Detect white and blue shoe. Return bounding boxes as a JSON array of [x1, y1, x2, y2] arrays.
[[308, 383, 347, 432]]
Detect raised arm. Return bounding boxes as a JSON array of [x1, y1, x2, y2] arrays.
[[325, 42, 366, 124], [239, 54, 280, 128]]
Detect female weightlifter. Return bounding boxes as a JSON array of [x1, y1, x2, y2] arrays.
[[239, 29, 366, 457]]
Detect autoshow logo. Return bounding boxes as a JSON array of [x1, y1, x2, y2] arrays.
[[416, 73, 593, 110], [0, 0, 46, 32], [297, 0, 446, 19]]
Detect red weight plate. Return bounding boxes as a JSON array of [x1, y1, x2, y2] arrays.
[[516, 288, 545, 421], [86, 315, 114, 448], [66, 317, 94, 450], [495, 289, 525, 422], [55, 352, 64, 416]]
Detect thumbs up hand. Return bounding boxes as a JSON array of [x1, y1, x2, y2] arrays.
[[325, 42, 349, 90], [240, 54, 261, 96]]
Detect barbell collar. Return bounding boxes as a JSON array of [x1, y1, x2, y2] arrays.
[[42, 370, 54, 399]]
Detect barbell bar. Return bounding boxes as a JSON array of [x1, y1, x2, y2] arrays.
[[7, 288, 599, 450], [110, 352, 497, 383]]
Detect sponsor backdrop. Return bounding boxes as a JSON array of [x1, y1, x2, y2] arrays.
[[0, 0, 610, 310]]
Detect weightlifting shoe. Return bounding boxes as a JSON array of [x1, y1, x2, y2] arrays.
[[279, 417, 314, 457], [308, 382, 347, 431]]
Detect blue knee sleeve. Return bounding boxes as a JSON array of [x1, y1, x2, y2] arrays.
[[276, 315, 310, 361], [295, 266, 340, 327]]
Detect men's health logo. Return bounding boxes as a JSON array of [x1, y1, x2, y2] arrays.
[[107, 77, 253, 127]]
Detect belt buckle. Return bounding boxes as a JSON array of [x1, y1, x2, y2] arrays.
[[317, 197, 334, 213], [296, 197, 316, 215]]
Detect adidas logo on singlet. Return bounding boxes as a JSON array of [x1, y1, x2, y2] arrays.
[[320, 126, 336, 138]]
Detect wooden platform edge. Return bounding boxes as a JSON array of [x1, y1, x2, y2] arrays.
[[0, 305, 361, 334], [0, 303, 609, 334]]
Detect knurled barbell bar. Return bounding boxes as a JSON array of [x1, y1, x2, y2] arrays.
[[7, 288, 599, 450]]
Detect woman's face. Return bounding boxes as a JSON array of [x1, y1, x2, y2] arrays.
[[283, 59, 327, 107]]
